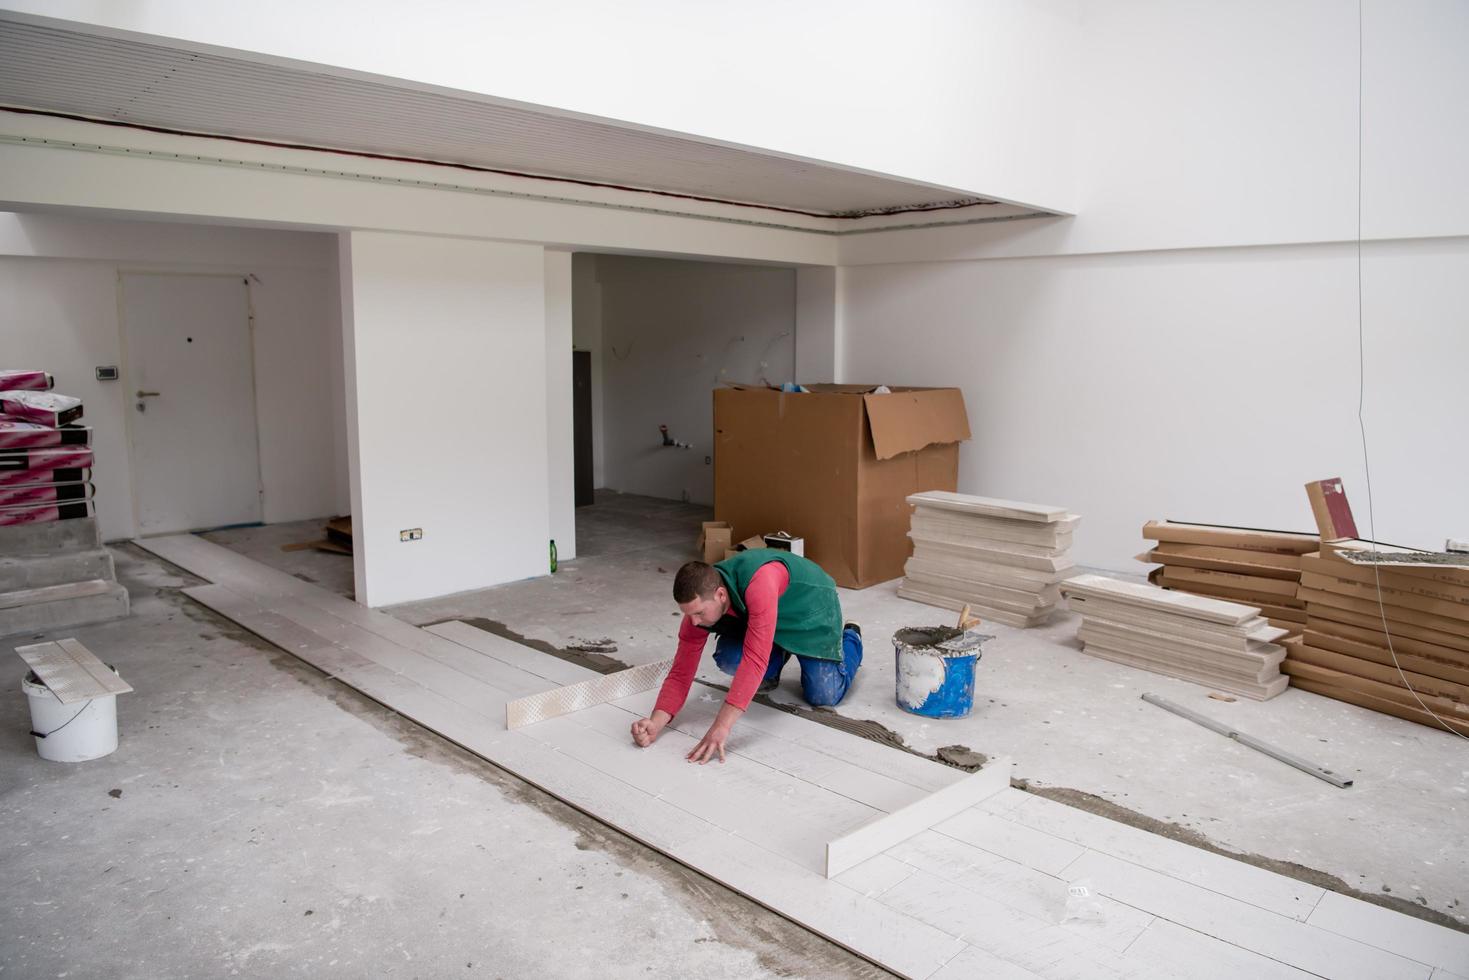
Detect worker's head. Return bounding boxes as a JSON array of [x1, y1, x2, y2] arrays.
[[673, 561, 728, 626]]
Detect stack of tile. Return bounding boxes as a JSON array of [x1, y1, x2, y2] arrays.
[[898, 490, 1078, 628], [1282, 541, 1469, 735], [0, 371, 96, 528], [1137, 521, 1319, 637], [1061, 573, 1289, 700]]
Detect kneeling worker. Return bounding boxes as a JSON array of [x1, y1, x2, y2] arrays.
[[630, 548, 863, 764]]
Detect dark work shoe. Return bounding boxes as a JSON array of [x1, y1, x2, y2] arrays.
[[844, 622, 861, 637], [757, 677, 780, 693]]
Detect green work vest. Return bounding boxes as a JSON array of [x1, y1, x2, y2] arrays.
[[707, 549, 843, 662]]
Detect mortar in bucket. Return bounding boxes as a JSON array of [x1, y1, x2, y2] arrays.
[[894, 626, 991, 718], [22, 668, 121, 763]]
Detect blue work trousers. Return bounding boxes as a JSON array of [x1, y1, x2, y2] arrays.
[[712, 627, 863, 707]]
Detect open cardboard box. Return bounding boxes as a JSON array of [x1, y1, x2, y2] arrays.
[[697, 521, 732, 563], [713, 383, 970, 588]]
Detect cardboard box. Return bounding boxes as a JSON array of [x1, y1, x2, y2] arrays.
[[713, 383, 970, 588], [697, 521, 732, 563]]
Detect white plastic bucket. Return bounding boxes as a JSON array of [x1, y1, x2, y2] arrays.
[[22, 669, 120, 762]]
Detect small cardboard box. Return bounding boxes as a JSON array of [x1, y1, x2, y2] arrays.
[[714, 383, 970, 588], [763, 531, 805, 557], [698, 521, 732, 563]]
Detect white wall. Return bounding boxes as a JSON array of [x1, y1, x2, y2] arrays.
[[0, 211, 339, 541], [794, 266, 838, 384], [0, 0, 1081, 212], [571, 253, 607, 489], [340, 231, 551, 607], [841, 0, 1468, 267], [590, 256, 797, 505], [544, 249, 575, 559], [840, 0, 1469, 572], [844, 240, 1469, 568]]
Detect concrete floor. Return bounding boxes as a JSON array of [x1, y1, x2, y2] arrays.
[[0, 537, 886, 978], [385, 492, 1469, 935], [7, 490, 1463, 976]]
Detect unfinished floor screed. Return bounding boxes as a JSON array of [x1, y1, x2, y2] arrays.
[[120, 507, 1469, 979]]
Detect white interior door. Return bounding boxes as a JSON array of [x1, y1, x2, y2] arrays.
[[121, 273, 263, 535]]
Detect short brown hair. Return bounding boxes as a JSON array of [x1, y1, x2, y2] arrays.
[[673, 561, 722, 603]]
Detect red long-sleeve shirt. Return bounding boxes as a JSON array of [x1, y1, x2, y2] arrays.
[[653, 561, 789, 718]]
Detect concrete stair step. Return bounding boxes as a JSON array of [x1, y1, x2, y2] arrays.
[[0, 548, 115, 592], [0, 579, 130, 639], [0, 517, 102, 557]]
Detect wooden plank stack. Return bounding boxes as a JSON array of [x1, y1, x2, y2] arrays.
[[1137, 521, 1320, 637], [1283, 541, 1469, 736], [1061, 573, 1290, 700], [898, 491, 1077, 628]]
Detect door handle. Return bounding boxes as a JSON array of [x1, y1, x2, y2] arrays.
[[136, 390, 161, 398]]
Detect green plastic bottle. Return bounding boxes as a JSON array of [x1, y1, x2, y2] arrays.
[[549, 539, 558, 573]]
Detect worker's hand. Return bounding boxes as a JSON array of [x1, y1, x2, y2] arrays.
[[630, 712, 669, 748], [686, 701, 743, 764], [686, 722, 731, 765]]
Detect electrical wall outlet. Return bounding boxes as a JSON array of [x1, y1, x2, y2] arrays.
[[400, 528, 423, 542]]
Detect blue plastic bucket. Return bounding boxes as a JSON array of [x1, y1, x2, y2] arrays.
[[893, 627, 990, 719]]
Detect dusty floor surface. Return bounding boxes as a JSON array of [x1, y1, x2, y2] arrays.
[[25, 490, 1457, 980], [384, 492, 1468, 933], [0, 541, 891, 979]]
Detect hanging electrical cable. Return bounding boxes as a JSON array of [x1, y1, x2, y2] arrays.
[[1354, 0, 1468, 741]]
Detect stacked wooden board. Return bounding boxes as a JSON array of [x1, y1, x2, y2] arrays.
[[1138, 521, 1320, 637], [1061, 573, 1290, 700], [898, 491, 1077, 628], [1282, 541, 1469, 736]]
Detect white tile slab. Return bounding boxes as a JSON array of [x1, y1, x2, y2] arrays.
[[1307, 891, 1469, 973], [935, 808, 1088, 875], [15, 637, 133, 703], [817, 763, 936, 813], [827, 759, 1012, 877], [1065, 851, 1432, 980], [878, 869, 1160, 979], [609, 689, 946, 813], [890, 830, 1154, 953], [832, 853, 916, 898], [1123, 919, 1318, 980], [1010, 794, 1324, 920], [488, 730, 715, 857], [506, 658, 673, 729], [273, 598, 543, 697], [927, 945, 1045, 980], [528, 711, 871, 874], [675, 832, 967, 980], [426, 620, 598, 686], [184, 584, 378, 680], [977, 785, 1041, 816]]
